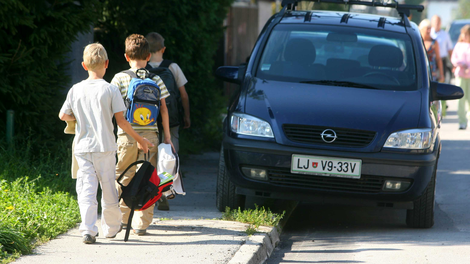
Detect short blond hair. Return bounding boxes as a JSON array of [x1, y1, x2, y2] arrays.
[[146, 32, 165, 53], [83, 43, 108, 71], [419, 19, 431, 30]]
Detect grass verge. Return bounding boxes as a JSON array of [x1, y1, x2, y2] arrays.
[[0, 138, 80, 263], [221, 205, 285, 236]]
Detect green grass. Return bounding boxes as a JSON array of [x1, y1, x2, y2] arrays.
[[0, 138, 80, 263], [221, 205, 285, 235]]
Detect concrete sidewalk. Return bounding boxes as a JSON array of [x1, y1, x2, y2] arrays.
[[13, 152, 283, 264]]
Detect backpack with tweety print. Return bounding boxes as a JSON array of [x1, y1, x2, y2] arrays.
[[121, 68, 161, 126]]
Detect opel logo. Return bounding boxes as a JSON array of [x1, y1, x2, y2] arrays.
[[321, 129, 337, 143]]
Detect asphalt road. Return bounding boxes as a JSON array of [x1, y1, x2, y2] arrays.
[[266, 99, 470, 264]]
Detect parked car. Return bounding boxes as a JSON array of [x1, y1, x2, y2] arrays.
[[447, 19, 470, 47], [215, 0, 463, 228]]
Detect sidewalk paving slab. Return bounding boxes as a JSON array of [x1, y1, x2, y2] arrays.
[[12, 152, 291, 264]]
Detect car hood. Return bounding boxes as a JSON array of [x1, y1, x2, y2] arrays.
[[244, 80, 422, 142]]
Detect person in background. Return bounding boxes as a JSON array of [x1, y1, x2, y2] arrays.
[[420, 19, 445, 83], [431, 15, 454, 116], [146, 32, 190, 211], [431, 15, 454, 82], [451, 25, 470, 130]]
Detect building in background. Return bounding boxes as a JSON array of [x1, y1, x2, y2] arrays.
[[426, 0, 459, 28], [219, 0, 276, 96], [223, 0, 275, 68], [64, 30, 93, 89]]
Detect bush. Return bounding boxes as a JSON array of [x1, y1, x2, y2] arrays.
[[0, 0, 101, 144], [0, 136, 75, 194], [0, 178, 79, 242], [95, 0, 233, 153], [0, 1, 232, 153]]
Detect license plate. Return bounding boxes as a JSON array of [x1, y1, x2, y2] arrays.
[[291, 154, 362, 179]]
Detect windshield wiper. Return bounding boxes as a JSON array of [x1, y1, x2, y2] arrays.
[[300, 80, 379, 89]]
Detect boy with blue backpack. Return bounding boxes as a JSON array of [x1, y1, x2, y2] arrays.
[[59, 43, 153, 244], [111, 34, 173, 236]]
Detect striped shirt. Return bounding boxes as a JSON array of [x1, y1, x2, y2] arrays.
[[111, 68, 170, 134]]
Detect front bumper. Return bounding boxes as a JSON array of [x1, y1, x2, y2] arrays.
[[223, 135, 439, 209]]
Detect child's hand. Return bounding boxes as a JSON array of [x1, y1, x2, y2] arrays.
[[163, 137, 176, 153], [184, 116, 191, 129], [137, 137, 154, 153]]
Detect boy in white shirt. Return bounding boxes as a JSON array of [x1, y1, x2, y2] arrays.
[[59, 43, 152, 244]]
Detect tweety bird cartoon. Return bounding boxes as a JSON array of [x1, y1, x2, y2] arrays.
[[133, 105, 155, 125]]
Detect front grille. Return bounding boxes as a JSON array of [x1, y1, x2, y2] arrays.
[[283, 124, 376, 147], [268, 168, 384, 193]]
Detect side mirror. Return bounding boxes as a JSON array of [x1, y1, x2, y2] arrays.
[[431, 81, 464, 101], [215, 65, 246, 85], [215, 66, 240, 84]]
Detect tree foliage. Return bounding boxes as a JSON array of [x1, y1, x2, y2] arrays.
[[96, 0, 234, 152], [0, 0, 233, 153], [456, 0, 470, 19], [0, 0, 101, 142]]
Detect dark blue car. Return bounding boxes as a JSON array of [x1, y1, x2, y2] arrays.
[[215, 0, 463, 228]]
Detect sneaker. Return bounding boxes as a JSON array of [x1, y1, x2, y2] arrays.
[[133, 229, 147, 236], [459, 123, 467, 130], [106, 224, 123, 239], [157, 196, 170, 211], [83, 234, 96, 244], [121, 223, 127, 230]]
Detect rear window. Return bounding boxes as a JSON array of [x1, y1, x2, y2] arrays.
[[256, 24, 417, 91]]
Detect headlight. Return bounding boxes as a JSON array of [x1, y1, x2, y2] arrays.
[[230, 113, 274, 138], [383, 129, 432, 149]]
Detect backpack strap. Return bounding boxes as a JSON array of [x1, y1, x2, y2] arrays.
[[124, 206, 135, 242], [121, 70, 138, 79], [160, 59, 173, 68], [116, 160, 145, 188], [121, 68, 154, 79]]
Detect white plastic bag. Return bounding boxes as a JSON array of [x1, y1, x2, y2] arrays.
[[157, 143, 186, 195]]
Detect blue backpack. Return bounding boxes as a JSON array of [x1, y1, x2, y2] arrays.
[[122, 69, 161, 126]]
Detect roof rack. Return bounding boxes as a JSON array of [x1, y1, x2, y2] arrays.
[[280, 0, 424, 27]]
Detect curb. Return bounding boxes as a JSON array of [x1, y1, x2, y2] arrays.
[[228, 200, 298, 264]]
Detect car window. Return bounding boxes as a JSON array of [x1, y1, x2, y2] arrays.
[[256, 24, 417, 91], [449, 22, 470, 47]]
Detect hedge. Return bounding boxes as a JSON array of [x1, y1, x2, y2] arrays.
[[0, 0, 101, 145], [0, 0, 233, 153], [95, 0, 233, 152]]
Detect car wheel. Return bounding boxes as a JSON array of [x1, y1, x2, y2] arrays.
[[216, 146, 245, 212], [406, 166, 436, 228]]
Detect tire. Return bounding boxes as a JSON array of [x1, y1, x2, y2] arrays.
[[406, 167, 436, 228], [216, 146, 245, 212]]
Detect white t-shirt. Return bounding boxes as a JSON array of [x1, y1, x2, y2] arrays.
[[149, 61, 188, 88], [60, 79, 126, 153], [431, 28, 453, 58]]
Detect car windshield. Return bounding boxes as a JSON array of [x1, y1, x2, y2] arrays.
[[256, 24, 418, 91]]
